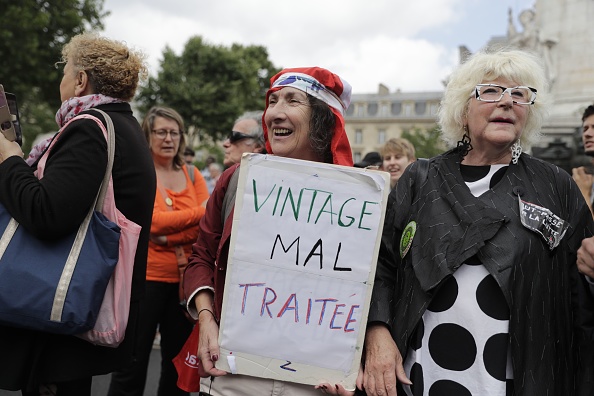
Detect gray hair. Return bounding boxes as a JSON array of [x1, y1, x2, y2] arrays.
[[208, 162, 223, 173], [439, 48, 550, 149], [234, 110, 265, 147]]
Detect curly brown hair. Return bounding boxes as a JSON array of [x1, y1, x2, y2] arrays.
[[61, 33, 148, 101]]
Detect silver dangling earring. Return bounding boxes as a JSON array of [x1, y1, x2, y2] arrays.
[[511, 140, 522, 164]]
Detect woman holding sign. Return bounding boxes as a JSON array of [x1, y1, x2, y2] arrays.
[[363, 49, 594, 396], [183, 67, 361, 395]]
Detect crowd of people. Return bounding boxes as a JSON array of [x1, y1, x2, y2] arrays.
[[1, 31, 594, 396]]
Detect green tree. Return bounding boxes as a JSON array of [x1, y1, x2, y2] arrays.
[[401, 125, 446, 159], [0, 0, 107, 152], [136, 36, 280, 143]]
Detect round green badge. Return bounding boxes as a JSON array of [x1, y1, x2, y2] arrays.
[[400, 221, 417, 258]]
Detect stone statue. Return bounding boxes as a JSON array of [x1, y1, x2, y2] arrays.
[[507, 6, 557, 87], [507, 8, 518, 39], [508, 8, 538, 50]]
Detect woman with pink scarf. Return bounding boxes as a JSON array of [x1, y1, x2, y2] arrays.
[[0, 33, 156, 395]]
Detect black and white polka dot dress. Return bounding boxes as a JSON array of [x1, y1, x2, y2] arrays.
[[402, 164, 514, 396]]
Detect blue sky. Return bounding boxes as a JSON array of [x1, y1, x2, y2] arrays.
[[418, 0, 534, 52], [101, 0, 536, 93]]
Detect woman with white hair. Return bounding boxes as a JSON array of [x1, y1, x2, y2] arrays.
[[362, 49, 594, 396]]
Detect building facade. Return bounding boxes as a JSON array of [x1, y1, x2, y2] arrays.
[[488, 0, 594, 171], [345, 0, 594, 172], [344, 84, 442, 163]]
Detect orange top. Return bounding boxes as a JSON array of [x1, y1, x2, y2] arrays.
[[147, 165, 209, 282]]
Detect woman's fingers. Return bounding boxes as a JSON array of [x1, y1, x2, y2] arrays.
[[578, 237, 594, 278], [356, 364, 364, 391], [363, 325, 409, 396], [0, 132, 23, 163], [315, 383, 355, 395], [197, 320, 227, 376]]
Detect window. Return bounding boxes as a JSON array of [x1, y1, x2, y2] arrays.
[[367, 103, 378, 116], [391, 102, 402, 115], [355, 129, 363, 144], [430, 102, 439, 115], [346, 104, 355, 116], [415, 102, 426, 115], [357, 105, 365, 117], [353, 152, 362, 164], [404, 103, 413, 116], [378, 129, 386, 144]]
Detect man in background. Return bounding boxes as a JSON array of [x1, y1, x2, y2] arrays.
[[354, 151, 382, 169], [573, 104, 594, 215], [223, 110, 266, 168], [573, 105, 594, 284], [206, 162, 223, 193], [184, 147, 196, 165], [380, 137, 416, 190]]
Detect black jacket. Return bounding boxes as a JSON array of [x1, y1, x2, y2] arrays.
[[0, 103, 156, 390], [369, 149, 594, 395]]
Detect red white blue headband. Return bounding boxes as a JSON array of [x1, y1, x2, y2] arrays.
[[271, 72, 351, 116]]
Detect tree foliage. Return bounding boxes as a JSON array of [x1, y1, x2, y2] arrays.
[[136, 36, 281, 143], [401, 125, 447, 159], [0, 0, 107, 152]]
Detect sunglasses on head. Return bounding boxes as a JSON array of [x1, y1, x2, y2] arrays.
[[228, 130, 254, 143]]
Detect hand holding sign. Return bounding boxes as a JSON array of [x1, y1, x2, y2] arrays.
[[217, 154, 389, 389]]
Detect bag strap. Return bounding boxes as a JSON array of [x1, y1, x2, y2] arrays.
[[221, 166, 240, 225], [154, 174, 192, 311], [155, 174, 190, 268], [35, 110, 115, 212], [88, 109, 116, 211], [186, 164, 195, 184]]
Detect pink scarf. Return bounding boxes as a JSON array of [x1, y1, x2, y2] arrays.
[[26, 95, 123, 165], [55, 94, 123, 128]]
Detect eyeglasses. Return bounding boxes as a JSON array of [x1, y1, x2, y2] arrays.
[[474, 84, 537, 105], [228, 130, 254, 144], [152, 129, 181, 140]]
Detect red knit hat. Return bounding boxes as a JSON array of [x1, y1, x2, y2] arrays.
[[263, 67, 353, 166]]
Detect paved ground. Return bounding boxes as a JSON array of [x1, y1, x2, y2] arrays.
[[0, 348, 200, 396]]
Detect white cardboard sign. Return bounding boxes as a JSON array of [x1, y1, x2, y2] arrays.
[[217, 153, 389, 389]]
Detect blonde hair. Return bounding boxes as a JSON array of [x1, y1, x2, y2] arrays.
[[380, 138, 416, 160], [61, 33, 148, 101], [438, 48, 550, 149]]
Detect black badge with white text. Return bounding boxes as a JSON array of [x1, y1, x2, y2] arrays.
[[518, 197, 568, 250]]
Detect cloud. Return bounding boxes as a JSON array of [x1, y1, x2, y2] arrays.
[[100, 0, 524, 93], [329, 37, 459, 93]]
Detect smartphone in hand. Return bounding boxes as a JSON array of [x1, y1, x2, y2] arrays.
[[6, 92, 22, 146], [0, 84, 22, 145]]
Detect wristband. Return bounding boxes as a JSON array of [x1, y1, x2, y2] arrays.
[[197, 308, 215, 320]]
